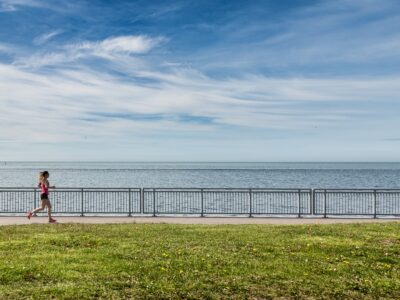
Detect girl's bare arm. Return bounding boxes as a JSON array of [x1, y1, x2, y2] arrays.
[[45, 180, 55, 188]]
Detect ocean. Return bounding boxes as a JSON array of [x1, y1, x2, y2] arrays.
[[1, 162, 400, 188]]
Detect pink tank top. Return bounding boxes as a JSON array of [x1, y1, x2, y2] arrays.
[[40, 182, 49, 194]]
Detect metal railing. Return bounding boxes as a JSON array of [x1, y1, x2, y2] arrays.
[[143, 188, 312, 217], [313, 189, 400, 218], [0, 187, 399, 218], [0, 188, 141, 216]]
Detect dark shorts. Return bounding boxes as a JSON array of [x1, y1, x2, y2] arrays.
[[40, 193, 49, 200]]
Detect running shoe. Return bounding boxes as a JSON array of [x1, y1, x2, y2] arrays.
[[49, 218, 57, 223], [26, 211, 33, 219]]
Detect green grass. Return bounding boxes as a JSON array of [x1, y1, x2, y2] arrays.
[[0, 223, 399, 299]]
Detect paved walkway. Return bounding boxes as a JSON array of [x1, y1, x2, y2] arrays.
[[1, 216, 399, 226]]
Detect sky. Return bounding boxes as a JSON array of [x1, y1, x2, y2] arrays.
[[0, 0, 400, 162]]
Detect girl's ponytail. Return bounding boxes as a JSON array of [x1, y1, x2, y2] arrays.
[[38, 171, 45, 187]]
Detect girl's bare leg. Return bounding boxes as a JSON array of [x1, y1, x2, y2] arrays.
[[47, 202, 53, 221], [31, 202, 46, 214]]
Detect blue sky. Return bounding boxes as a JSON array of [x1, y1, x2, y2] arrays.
[[0, 0, 400, 161]]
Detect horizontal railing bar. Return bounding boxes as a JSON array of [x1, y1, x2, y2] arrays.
[[80, 191, 140, 193], [157, 190, 305, 192], [145, 188, 400, 190], [248, 213, 314, 215], [314, 190, 375, 192], [314, 213, 377, 216], [0, 187, 141, 190], [1, 187, 400, 191], [314, 189, 400, 191], [143, 188, 312, 190], [142, 191, 310, 194]]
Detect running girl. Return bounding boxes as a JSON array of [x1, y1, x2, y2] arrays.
[[27, 171, 56, 223]]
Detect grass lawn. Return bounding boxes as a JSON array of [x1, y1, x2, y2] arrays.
[[0, 222, 399, 299]]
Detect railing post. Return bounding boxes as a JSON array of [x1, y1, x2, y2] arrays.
[[298, 189, 301, 218], [373, 189, 377, 219], [33, 188, 37, 210], [201, 189, 204, 217], [153, 188, 156, 217], [249, 189, 253, 218], [128, 188, 132, 217], [324, 189, 327, 218], [140, 189, 144, 214], [310, 189, 314, 215], [81, 188, 84, 217]]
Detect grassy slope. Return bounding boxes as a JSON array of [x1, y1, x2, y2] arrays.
[[0, 223, 399, 299]]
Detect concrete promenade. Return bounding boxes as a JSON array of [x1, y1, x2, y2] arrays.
[[1, 216, 399, 226]]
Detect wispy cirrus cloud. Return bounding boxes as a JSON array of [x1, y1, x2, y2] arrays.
[[1, 53, 400, 145], [0, 0, 44, 12], [33, 30, 63, 45], [71, 35, 166, 56], [189, 0, 400, 75], [0, 0, 80, 13], [15, 35, 166, 68], [0, 2, 15, 11]]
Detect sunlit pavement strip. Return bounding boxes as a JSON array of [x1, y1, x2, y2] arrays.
[[0, 216, 399, 226]]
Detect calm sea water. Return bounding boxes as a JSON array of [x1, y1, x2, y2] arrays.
[[1, 162, 400, 188]]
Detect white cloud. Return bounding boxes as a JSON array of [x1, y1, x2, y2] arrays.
[[0, 2, 15, 11], [33, 30, 63, 45], [71, 35, 165, 57], [15, 35, 165, 68], [1, 59, 400, 145], [0, 0, 43, 11], [100, 35, 164, 54], [0, 0, 79, 12]]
